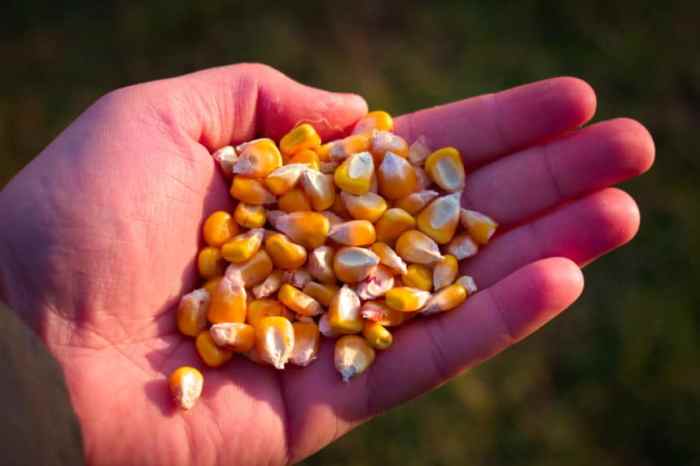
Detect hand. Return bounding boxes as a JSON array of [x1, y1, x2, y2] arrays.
[[0, 64, 654, 466]]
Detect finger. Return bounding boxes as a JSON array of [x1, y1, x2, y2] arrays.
[[461, 118, 655, 226], [394, 77, 596, 166], [464, 188, 640, 288]]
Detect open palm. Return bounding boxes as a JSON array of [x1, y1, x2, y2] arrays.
[[0, 64, 654, 466]]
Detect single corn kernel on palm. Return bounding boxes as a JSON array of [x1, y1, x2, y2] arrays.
[[333, 247, 380, 283], [355, 265, 395, 300], [361, 301, 411, 327], [433, 255, 459, 290], [328, 285, 363, 334], [334, 335, 376, 382], [385, 287, 432, 312], [352, 110, 393, 135], [280, 123, 321, 157], [291, 321, 320, 367], [264, 163, 309, 195], [370, 242, 408, 275], [233, 203, 267, 229], [231, 176, 276, 205], [289, 149, 321, 170], [394, 190, 439, 215], [302, 282, 339, 306], [362, 321, 393, 350], [233, 138, 283, 178], [456, 275, 478, 294], [271, 211, 330, 249], [341, 191, 387, 222], [377, 152, 417, 200], [460, 208, 498, 245], [169, 366, 203, 410], [196, 331, 234, 367], [198, 246, 226, 279], [252, 270, 284, 298], [225, 249, 274, 287], [329, 134, 371, 161], [300, 170, 336, 211], [402, 264, 433, 291], [278, 284, 323, 317], [408, 135, 431, 166], [334, 151, 375, 195], [278, 188, 312, 212], [395, 230, 444, 265], [374, 208, 416, 243], [177, 288, 210, 337], [447, 234, 479, 260], [425, 147, 466, 192], [203, 211, 239, 247], [264, 232, 307, 270], [255, 316, 295, 369], [420, 283, 467, 315], [247, 298, 288, 327], [210, 322, 256, 352], [370, 131, 409, 162], [208, 276, 247, 324], [307, 245, 336, 285], [329, 220, 376, 246], [416, 192, 462, 245], [212, 145, 238, 179], [221, 228, 265, 263]]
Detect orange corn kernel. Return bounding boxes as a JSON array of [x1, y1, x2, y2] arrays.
[[198, 246, 226, 279], [289, 149, 321, 170], [230, 176, 276, 205], [280, 123, 322, 158], [420, 283, 467, 316], [329, 220, 376, 246], [402, 264, 433, 291], [340, 191, 387, 222], [247, 298, 288, 327], [208, 276, 247, 324], [334, 335, 375, 382], [265, 232, 308, 270], [385, 287, 431, 312], [302, 281, 339, 307], [374, 208, 416, 243], [221, 228, 265, 263], [271, 211, 330, 249], [300, 170, 336, 211], [278, 188, 312, 213], [460, 208, 498, 245], [255, 316, 295, 369], [233, 138, 283, 178], [307, 245, 336, 285], [370, 242, 408, 275], [210, 322, 256, 352], [203, 211, 239, 247], [362, 320, 393, 350], [176, 288, 210, 337], [226, 249, 275, 287], [264, 163, 309, 195], [395, 230, 444, 265], [395, 190, 439, 215], [233, 203, 267, 229], [433, 255, 459, 290], [425, 147, 466, 192], [278, 284, 323, 317], [377, 152, 417, 200], [352, 110, 393, 135], [291, 321, 320, 366], [416, 192, 462, 245], [333, 246, 380, 284], [334, 151, 375, 195], [328, 285, 363, 334], [196, 331, 233, 367], [361, 301, 410, 327], [169, 366, 204, 410], [329, 134, 371, 161]]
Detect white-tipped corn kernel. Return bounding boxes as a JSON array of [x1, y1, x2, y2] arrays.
[[447, 234, 479, 260], [328, 285, 363, 334], [355, 265, 395, 300], [395, 190, 439, 215], [335, 335, 376, 382], [416, 191, 462, 245], [212, 146, 238, 178], [340, 191, 388, 222], [329, 220, 376, 246], [385, 287, 432, 312], [255, 316, 295, 370], [301, 169, 336, 211], [333, 247, 380, 283], [408, 135, 431, 166], [425, 147, 465, 192], [369, 242, 408, 275], [433, 255, 459, 290], [456, 275, 478, 294], [290, 321, 320, 367], [264, 163, 309, 195], [169, 366, 204, 410], [307, 245, 336, 285], [209, 322, 255, 352], [460, 208, 498, 245], [395, 230, 443, 265], [319, 312, 340, 338], [420, 283, 467, 315]]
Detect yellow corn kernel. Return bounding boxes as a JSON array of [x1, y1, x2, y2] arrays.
[[212, 145, 238, 179], [447, 234, 479, 260], [316, 142, 333, 161], [334, 151, 375, 195], [264, 232, 307, 270], [402, 264, 433, 291], [329, 134, 371, 161], [433, 255, 459, 290], [460, 209, 498, 245], [203, 211, 239, 247], [425, 147, 466, 192], [374, 208, 416, 243], [231, 176, 276, 205], [302, 282, 339, 306], [408, 135, 431, 166], [233, 138, 283, 178], [377, 152, 418, 200], [416, 192, 462, 245], [278, 188, 312, 212], [307, 245, 336, 285], [341, 191, 388, 222], [264, 163, 309, 195], [198, 247, 226, 279], [208, 276, 247, 324], [210, 322, 256, 352], [356, 265, 395, 300], [333, 246, 380, 283], [291, 321, 320, 366], [255, 316, 295, 369], [289, 149, 321, 170], [330, 193, 351, 218], [456, 275, 478, 294], [203, 276, 222, 295], [271, 211, 330, 249], [176, 288, 210, 337], [362, 321, 393, 350], [221, 228, 265, 263], [370, 242, 408, 275], [247, 298, 288, 327], [278, 284, 323, 317], [196, 330, 233, 367], [395, 230, 444, 264], [334, 335, 375, 382], [280, 123, 322, 158], [420, 283, 467, 315], [169, 366, 204, 410], [300, 170, 336, 211], [226, 249, 274, 287], [329, 220, 376, 246], [352, 110, 393, 135], [328, 285, 363, 334], [370, 131, 409, 163], [361, 301, 410, 327], [385, 287, 431, 312], [233, 203, 267, 229], [395, 190, 439, 215]]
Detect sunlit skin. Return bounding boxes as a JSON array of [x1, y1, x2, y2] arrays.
[[0, 64, 654, 466]]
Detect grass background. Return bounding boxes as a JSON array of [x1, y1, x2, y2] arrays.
[[2, 1, 698, 464]]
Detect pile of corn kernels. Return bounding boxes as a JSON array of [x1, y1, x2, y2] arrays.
[[168, 111, 498, 410]]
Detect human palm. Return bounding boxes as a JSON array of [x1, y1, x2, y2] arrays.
[[0, 64, 653, 466]]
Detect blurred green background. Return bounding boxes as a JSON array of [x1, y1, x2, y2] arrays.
[[2, 1, 698, 464]]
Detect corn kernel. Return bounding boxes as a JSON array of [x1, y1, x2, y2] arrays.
[[302, 282, 339, 306], [280, 123, 321, 157], [203, 211, 239, 247], [265, 232, 307, 270], [231, 176, 276, 205], [374, 208, 416, 243], [408, 135, 431, 166], [352, 110, 394, 135], [416, 191, 462, 244], [334, 151, 375, 195], [264, 163, 309, 195], [420, 283, 467, 315], [329, 220, 376, 246], [300, 170, 336, 211], [284, 269, 312, 289], [395, 230, 444, 264], [316, 142, 333, 161], [169, 366, 203, 410], [377, 152, 417, 200], [334, 335, 375, 382], [255, 316, 295, 369], [271, 211, 330, 249], [225, 250, 274, 287], [447, 234, 479, 260], [319, 312, 340, 338], [456, 275, 478, 294], [196, 330, 233, 367], [210, 322, 256, 352], [402, 264, 433, 291], [251, 271, 282, 299], [212, 145, 238, 179], [460, 208, 498, 245], [385, 287, 431, 312], [198, 246, 226, 279], [278, 284, 323, 317], [333, 247, 380, 283], [233, 138, 283, 178], [341, 191, 388, 222], [433, 255, 459, 290], [221, 228, 265, 263], [278, 188, 313, 212], [208, 276, 247, 324], [328, 285, 363, 334], [355, 265, 395, 300], [395, 190, 439, 215], [233, 203, 266, 229], [425, 147, 466, 192], [361, 301, 411, 327], [203, 276, 222, 295], [370, 131, 409, 163], [370, 242, 408, 275], [362, 321, 393, 350], [177, 288, 210, 337], [307, 245, 336, 284], [329, 134, 371, 161], [291, 321, 320, 367], [289, 149, 321, 170], [247, 298, 288, 327]]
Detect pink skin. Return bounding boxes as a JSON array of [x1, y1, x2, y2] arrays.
[[0, 64, 654, 466]]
